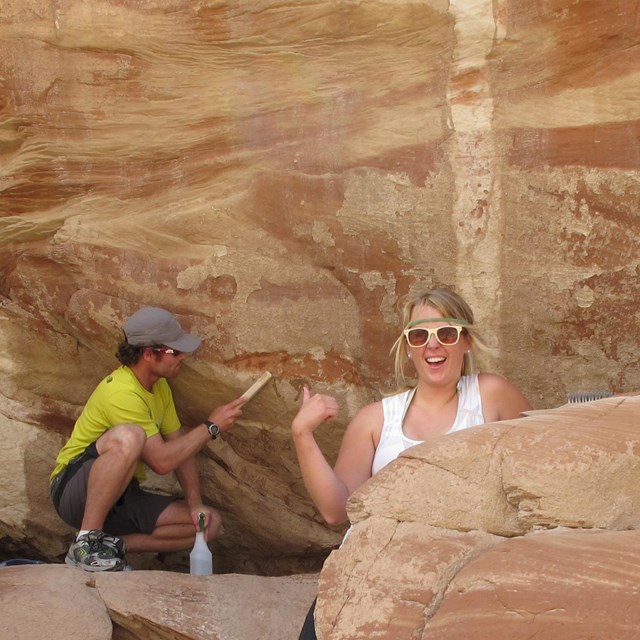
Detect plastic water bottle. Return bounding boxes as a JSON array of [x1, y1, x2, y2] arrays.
[[190, 512, 213, 575]]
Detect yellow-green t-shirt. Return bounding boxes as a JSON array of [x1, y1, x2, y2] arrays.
[[50, 366, 181, 483]]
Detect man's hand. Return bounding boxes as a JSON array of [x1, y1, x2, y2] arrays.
[[190, 505, 221, 540], [207, 396, 246, 432]]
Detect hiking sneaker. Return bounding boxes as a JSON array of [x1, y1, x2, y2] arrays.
[[65, 530, 125, 572], [101, 532, 127, 558], [101, 532, 131, 570]]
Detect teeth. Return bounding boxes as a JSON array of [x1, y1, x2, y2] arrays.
[[426, 357, 445, 363]]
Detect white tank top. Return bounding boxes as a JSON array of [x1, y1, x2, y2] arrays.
[[371, 374, 485, 475]]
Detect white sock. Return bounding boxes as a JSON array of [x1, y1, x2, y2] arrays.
[[76, 530, 91, 540]]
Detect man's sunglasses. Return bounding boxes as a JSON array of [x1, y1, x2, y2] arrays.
[[151, 346, 183, 356], [403, 325, 465, 348]]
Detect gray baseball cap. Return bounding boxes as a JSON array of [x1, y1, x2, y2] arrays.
[[123, 307, 201, 352]]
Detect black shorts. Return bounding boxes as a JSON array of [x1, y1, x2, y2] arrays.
[[50, 442, 179, 535]]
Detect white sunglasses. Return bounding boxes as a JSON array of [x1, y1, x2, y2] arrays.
[[403, 325, 465, 347]]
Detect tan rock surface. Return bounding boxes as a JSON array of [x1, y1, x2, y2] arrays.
[[96, 570, 318, 640], [1, 0, 639, 573], [424, 529, 640, 640], [0, 564, 317, 640], [317, 519, 498, 639], [316, 396, 640, 638], [350, 396, 640, 534], [0, 565, 112, 640]]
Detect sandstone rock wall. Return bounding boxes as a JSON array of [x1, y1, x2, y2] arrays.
[[1, 1, 639, 570]]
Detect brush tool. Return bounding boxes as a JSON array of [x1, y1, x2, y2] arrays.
[[241, 371, 273, 403]]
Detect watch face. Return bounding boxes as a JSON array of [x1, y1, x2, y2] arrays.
[[207, 422, 220, 437]]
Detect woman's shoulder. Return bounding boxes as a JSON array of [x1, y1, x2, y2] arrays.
[[477, 371, 508, 389], [477, 372, 532, 420], [477, 371, 523, 393], [352, 398, 384, 422], [340, 399, 385, 446]]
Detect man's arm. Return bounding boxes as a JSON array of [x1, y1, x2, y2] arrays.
[[165, 430, 214, 534], [142, 425, 210, 476], [172, 443, 202, 508], [146, 428, 217, 538], [141, 396, 245, 475]]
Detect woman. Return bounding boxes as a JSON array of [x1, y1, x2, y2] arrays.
[[292, 286, 531, 637]]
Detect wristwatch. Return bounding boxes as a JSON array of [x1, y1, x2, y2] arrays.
[[204, 420, 220, 440]]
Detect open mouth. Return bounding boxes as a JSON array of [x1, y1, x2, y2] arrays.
[[426, 356, 446, 365]]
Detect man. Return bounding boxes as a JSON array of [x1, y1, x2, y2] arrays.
[[50, 306, 245, 571]]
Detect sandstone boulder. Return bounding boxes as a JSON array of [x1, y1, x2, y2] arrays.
[[425, 528, 640, 640], [0, 564, 318, 640], [0, 564, 112, 640], [349, 395, 640, 534], [316, 396, 640, 638]]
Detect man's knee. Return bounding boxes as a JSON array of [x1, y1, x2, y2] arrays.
[[97, 423, 146, 457]]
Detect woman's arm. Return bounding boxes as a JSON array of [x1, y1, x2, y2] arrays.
[[478, 372, 532, 422], [292, 388, 380, 526]]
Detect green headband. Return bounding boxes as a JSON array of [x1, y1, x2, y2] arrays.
[[406, 317, 470, 329]]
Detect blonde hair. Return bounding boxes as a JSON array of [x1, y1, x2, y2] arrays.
[[390, 287, 489, 389]]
